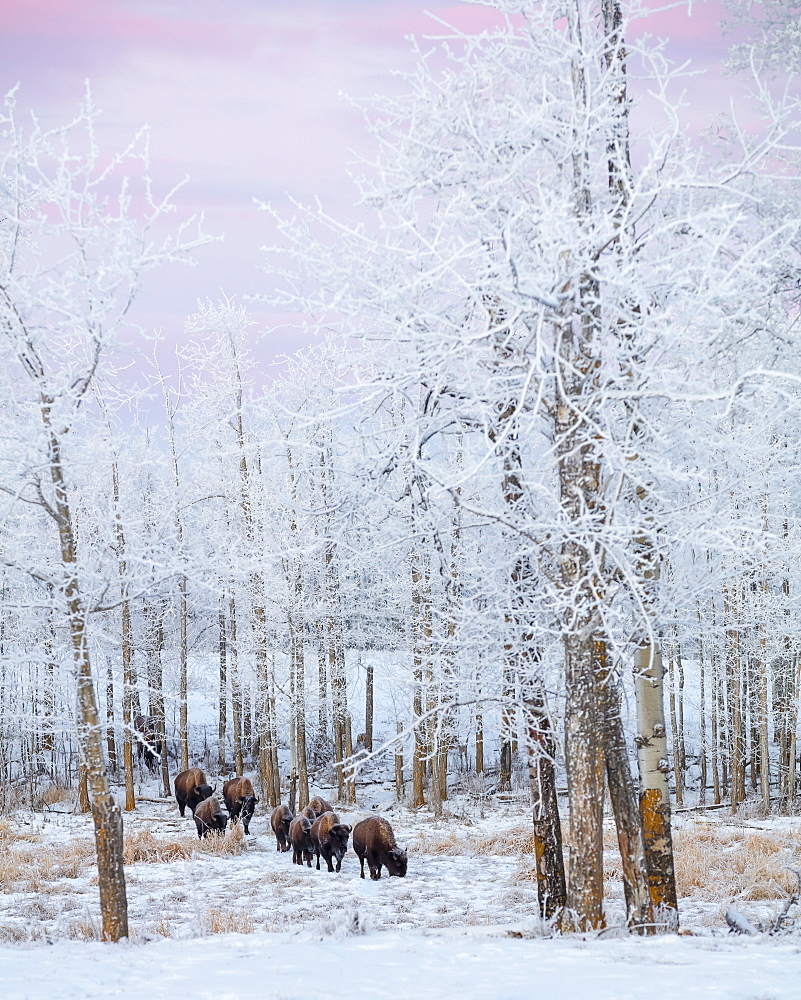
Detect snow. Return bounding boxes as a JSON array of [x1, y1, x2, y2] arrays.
[[3, 927, 801, 999], [4, 794, 801, 998]]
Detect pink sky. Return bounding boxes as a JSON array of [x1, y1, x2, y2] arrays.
[[0, 0, 747, 365]]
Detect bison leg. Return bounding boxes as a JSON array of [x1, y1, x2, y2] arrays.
[[358, 854, 365, 878], [315, 846, 321, 871]]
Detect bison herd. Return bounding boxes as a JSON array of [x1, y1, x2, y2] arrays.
[[172, 769, 407, 880]]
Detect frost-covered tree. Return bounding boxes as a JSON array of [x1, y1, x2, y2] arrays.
[[0, 88, 208, 940], [265, 0, 801, 930]]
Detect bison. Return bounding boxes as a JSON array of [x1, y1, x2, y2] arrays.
[[133, 714, 162, 774], [289, 814, 315, 867], [306, 795, 334, 818], [270, 804, 294, 852], [222, 777, 258, 835], [311, 811, 351, 873], [174, 767, 214, 817], [352, 817, 407, 880], [193, 795, 228, 838]]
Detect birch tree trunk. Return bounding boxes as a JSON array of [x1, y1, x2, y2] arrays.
[[635, 644, 678, 930], [43, 398, 128, 940]]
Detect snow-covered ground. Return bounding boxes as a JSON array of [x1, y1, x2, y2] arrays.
[[4, 929, 801, 1000], [3, 784, 801, 999]]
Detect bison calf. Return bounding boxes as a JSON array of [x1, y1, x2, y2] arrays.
[[174, 768, 214, 817], [271, 804, 294, 852], [193, 795, 229, 839], [289, 814, 315, 867], [311, 811, 351, 873], [222, 777, 258, 835], [352, 817, 407, 880]]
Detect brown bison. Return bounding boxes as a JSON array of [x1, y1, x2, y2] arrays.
[[289, 814, 315, 867], [352, 817, 407, 880], [311, 811, 351, 873], [222, 777, 258, 835], [306, 795, 334, 817], [193, 795, 228, 839], [270, 804, 294, 852], [174, 767, 214, 817], [133, 714, 162, 774]]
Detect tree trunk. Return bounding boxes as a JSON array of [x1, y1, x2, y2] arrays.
[[229, 594, 243, 778], [105, 656, 117, 774], [218, 599, 228, 773], [44, 399, 128, 940], [178, 578, 189, 774], [395, 721, 404, 801], [635, 642, 678, 930], [524, 670, 566, 921], [365, 661, 374, 753], [596, 642, 653, 932]]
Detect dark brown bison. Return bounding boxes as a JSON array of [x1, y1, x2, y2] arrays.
[[352, 817, 407, 880], [270, 804, 293, 852], [193, 795, 228, 839], [300, 805, 317, 822], [133, 714, 162, 773], [306, 795, 334, 818], [174, 767, 214, 817], [289, 814, 315, 867], [311, 811, 351, 873], [222, 777, 258, 835]]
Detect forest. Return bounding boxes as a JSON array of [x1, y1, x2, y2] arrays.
[[2, 0, 801, 954]]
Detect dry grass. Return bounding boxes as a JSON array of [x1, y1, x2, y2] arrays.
[[674, 823, 800, 903], [0, 819, 41, 846], [203, 907, 255, 934], [409, 824, 536, 856], [124, 823, 246, 865]]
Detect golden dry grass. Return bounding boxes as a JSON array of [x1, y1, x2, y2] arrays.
[[123, 824, 247, 864], [409, 824, 536, 856], [203, 907, 255, 934], [673, 823, 800, 902]]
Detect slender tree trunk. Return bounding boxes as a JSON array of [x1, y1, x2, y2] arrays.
[[395, 721, 404, 801], [218, 599, 227, 773], [635, 643, 678, 930], [43, 399, 128, 940], [105, 657, 117, 774], [668, 643, 683, 807], [410, 548, 427, 809], [698, 630, 708, 807], [229, 594, 243, 778], [725, 584, 746, 811], [178, 578, 188, 773], [364, 662, 374, 753], [596, 643, 653, 932], [525, 670, 567, 921]]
